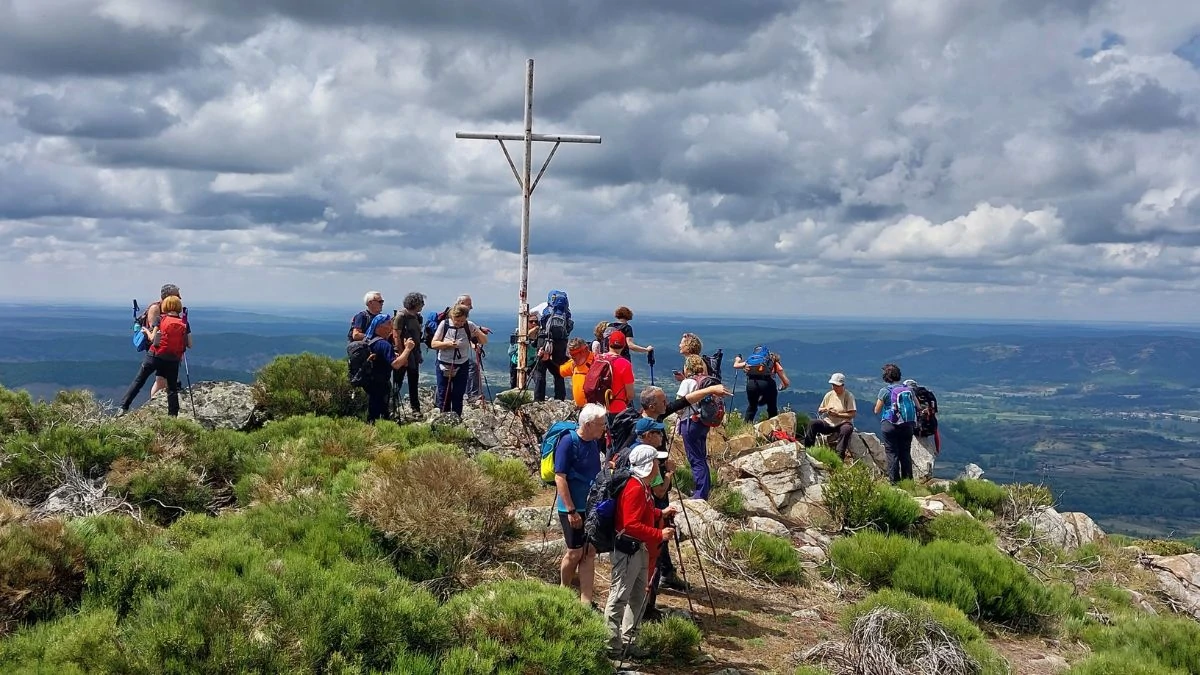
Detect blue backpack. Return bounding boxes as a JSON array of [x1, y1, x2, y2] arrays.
[[539, 421, 579, 484], [745, 346, 774, 378], [422, 306, 450, 348], [131, 300, 150, 352], [540, 290, 574, 341], [885, 385, 919, 425]]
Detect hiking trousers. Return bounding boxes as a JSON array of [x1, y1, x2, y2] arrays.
[[121, 354, 181, 416], [436, 362, 470, 416], [534, 339, 568, 402], [805, 420, 855, 459], [465, 347, 483, 400], [679, 417, 711, 499], [881, 421, 915, 483], [392, 362, 420, 413], [744, 377, 778, 422], [605, 545, 649, 653], [365, 379, 391, 423]]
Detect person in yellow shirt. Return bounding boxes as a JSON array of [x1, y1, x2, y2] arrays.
[[560, 338, 595, 408], [803, 372, 857, 460]]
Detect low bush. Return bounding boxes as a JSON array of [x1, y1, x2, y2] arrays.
[[1065, 651, 1187, 675], [1001, 482, 1054, 518], [891, 540, 1055, 631], [920, 513, 995, 546], [351, 447, 531, 582], [635, 615, 702, 663], [806, 446, 843, 470], [709, 485, 745, 518], [0, 424, 153, 502], [0, 608, 126, 673], [824, 463, 920, 533], [843, 589, 982, 646], [494, 390, 532, 412], [0, 520, 87, 631], [722, 410, 751, 437], [1077, 613, 1200, 674], [440, 580, 610, 675], [1131, 538, 1196, 556], [948, 479, 1006, 519], [794, 667, 833, 675], [829, 531, 919, 588], [252, 352, 364, 420], [673, 462, 695, 495], [895, 479, 930, 497], [0, 386, 44, 440], [106, 458, 213, 525], [728, 531, 806, 584]]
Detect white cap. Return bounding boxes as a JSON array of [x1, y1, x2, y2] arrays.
[[628, 444, 658, 478], [903, 379, 916, 386], [828, 373, 846, 386]]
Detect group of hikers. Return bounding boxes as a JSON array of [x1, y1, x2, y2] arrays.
[[119, 283, 942, 661]]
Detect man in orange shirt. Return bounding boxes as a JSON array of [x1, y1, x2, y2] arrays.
[[559, 338, 595, 408]]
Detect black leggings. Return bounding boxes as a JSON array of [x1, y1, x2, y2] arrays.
[[744, 377, 778, 422], [121, 354, 181, 416], [392, 363, 420, 412]]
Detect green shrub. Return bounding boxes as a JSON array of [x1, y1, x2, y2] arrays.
[[948, 479, 1006, 519], [728, 531, 806, 584], [723, 410, 751, 437], [0, 386, 43, 439], [475, 453, 538, 502], [895, 478, 930, 496], [106, 458, 213, 525], [872, 485, 922, 533], [709, 485, 745, 518], [829, 531, 919, 588], [673, 462, 695, 495], [806, 446, 843, 470], [351, 447, 530, 581], [0, 424, 153, 502], [1065, 651, 1186, 675], [794, 667, 833, 675], [891, 540, 1055, 631], [1078, 614, 1200, 674], [440, 580, 610, 675], [920, 513, 995, 546], [252, 353, 364, 419], [68, 514, 166, 618], [635, 615, 702, 663], [843, 589, 982, 645], [0, 520, 87, 630], [824, 462, 877, 528], [0, 608, 127, 673], [494, 390, 532, 412]]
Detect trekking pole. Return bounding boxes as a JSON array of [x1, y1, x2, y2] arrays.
[[670, 527, 696, 616], [182, 354, 199, 420], [663, 423, 718, 619]]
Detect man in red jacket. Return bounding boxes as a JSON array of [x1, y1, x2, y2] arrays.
[[604, 444, 677, 657]]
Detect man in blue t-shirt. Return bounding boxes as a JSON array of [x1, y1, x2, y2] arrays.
[[348, 291, 385, 341], [554, 402, 607, 607]]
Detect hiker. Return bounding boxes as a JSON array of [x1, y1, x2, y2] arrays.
[[602, 306, 653, 362], [732, 346, 791, 422], [803, 373, 857, 460], [361, 315, 418, 423], [604, 444, 677, 659], [561, 338, 595, 408], [348, 291, 384, 342], [554, 403, 607, 607], [676, 355, 716, 499], [629, 418, 688, 621], [598, 331, 636, 414], [673, 333, 702, 381], [120, 295, 191, 417], [454, 294, 491, 402], [135, 283, 185, 398], [430, 304, 488, 416], [534, 290, 571, 402], [508, 312, 541, 389], [874, 363, 916, 482], [590, 320, 608, 356], [609, 383, 731, 457], [391, 292, 425, 415]]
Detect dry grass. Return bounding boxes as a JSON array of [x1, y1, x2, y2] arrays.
[[804, 608, 981, 675]]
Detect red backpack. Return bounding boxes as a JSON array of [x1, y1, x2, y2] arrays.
[[583, 353, 619, 405], [152, 315, 188, 359]]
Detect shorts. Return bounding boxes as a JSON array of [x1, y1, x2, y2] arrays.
[[558, 511, 589, 550]]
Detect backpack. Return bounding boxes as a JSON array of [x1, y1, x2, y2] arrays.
[[690, 375, 725, 427], [600, 322, 632, 353], [150, 315, 188, 359], [131, 300, 150, 352], [745, 346, 775, 378], [347, 337, 381, 388], [701, 349, 724, 383], [886, 385, 919, 425], [606, 408, 642, 462], [539, 421, 579, 484], [583, 353, 618, 406], [541, 290, 574, 341], [912, 384, 939, 437], [583, 467, 634, 554], [422, 307, 451, 348]]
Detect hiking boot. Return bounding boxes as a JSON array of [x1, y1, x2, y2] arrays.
[[641, 604, 663, 622], [661, 573, 690, 592], [115, 408, 129, 418], [607, 643, 649, 662]]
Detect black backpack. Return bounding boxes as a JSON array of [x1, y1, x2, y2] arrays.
[[600, 322, 633, 353], [347, 337, 381, 388], [701, 349, 724, 383], [912, 384, 939, 437], [606, 408, 642, 462], [583, 467, 633, 554]]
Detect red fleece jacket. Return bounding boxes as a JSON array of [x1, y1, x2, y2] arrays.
[[616, 475, 663, 546]]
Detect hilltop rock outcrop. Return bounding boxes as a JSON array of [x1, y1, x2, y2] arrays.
[[1021, 507, 1106, 551], [132, 380, 264, 431], [1140, 553, 1200, 619]]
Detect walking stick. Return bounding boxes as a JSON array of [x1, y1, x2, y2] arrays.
[[182, 354, 199, 419], [670, 528, 696, 616], [663, 422, 718, 619]]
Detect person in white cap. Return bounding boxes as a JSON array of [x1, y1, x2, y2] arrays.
[[803, 372, 857, 460], [605, 444, 677, 658]]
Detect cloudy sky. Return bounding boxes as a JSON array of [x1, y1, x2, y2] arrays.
[[2, 0, 1200, 322]]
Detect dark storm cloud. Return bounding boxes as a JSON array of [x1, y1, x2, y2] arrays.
[[16, 92, 177, 139]]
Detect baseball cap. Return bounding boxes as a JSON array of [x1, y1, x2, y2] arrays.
[[634, 417, 665, 437], [628, 444, 658, 478], [903, 379, 917, 387], [608, 331, 627, 348], [828, 373, 846, 386]]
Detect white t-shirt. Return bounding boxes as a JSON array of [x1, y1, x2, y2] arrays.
[[677, 377, 699, 416], [434, 320, 478, 365]]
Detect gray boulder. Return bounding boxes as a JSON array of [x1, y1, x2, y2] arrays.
[[133, 380, 264, 431]]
